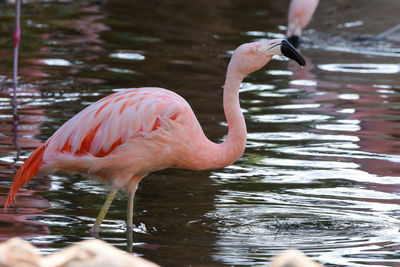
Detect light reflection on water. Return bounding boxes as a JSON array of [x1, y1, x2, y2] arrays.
[[40, 59, 73, 67], [0, 0, 400, 266], [319, 63, 400, 74], [109, 52, 145, 61]]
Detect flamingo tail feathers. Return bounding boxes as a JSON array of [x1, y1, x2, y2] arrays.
[[4, 144, 46, 211]]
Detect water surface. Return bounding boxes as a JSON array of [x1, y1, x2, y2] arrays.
[[1, 0, 400, 266]]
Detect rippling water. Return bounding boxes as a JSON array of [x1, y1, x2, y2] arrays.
[[1, 0, 400, 266]]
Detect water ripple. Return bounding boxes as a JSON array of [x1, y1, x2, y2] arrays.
[[252, 114, 331, 123], [109, 52, 145, 61], [319, 63, 400, 74]]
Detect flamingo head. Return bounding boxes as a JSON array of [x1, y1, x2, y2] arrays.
[[229, 39, 305, 77]]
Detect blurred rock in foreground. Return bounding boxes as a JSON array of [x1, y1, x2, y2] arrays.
[[0, 238, 323, 267], [0, 237, 159, 267], [270, 249, 323, 267]]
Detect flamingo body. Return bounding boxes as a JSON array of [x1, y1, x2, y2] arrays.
[[5, 39, 305, 234], [7, 87, 234, 203]]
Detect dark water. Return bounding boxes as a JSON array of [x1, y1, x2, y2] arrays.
[[1, 0, 400, 266]]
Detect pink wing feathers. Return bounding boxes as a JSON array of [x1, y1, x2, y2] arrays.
[[45, 87, 186, 157], [5, 87, 189, 210]]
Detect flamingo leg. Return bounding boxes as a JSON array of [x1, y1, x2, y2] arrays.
[[90, 187, 118, 236], [126, 190, 136, 232], [126, 191, 136, 253], [127, 228, 133, 253], [126, 175, 144, 232]]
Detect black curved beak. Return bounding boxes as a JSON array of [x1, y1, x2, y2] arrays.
[[280, 39, 306, 66]]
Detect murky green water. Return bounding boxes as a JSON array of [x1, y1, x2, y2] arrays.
[[1, 0, 400, 266]]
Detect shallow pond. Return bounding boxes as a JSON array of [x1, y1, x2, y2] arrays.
[[1, 0, 400, 266]]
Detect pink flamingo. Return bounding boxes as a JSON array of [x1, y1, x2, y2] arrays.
[[4, 39, 305, 235], [286, 0, 319, 47]]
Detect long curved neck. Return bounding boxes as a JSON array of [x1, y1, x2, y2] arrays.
[[175, 61, 247, 171], [220, 68, 247, 162], [201, 65, 247, 169]]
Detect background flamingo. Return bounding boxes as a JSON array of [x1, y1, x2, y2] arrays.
[[5, 39, 305, 235], [286, 0, 319, 47]]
